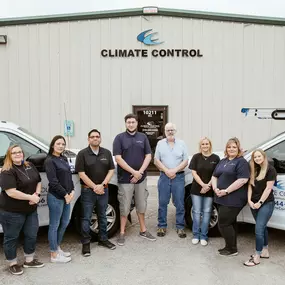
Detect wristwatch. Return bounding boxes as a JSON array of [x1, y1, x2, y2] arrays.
[[224, 190, 229, 195], [36, 193, 41, 197], [103, 183, 107, 188], [259, 200, 264, 205]]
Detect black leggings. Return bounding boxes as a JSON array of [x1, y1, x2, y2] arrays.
[[218, 205, 243, 251]]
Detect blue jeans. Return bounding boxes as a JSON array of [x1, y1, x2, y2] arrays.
[[191, 194, 213, 241], [47, 193, 71, 252], [157, 172, 185, 229], [251, 201, 274, 254], [0, 210, 39, 262], [81, 187, 108, 244]]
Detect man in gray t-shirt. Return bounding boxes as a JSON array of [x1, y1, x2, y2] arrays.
[[154, 123, 189, 238]]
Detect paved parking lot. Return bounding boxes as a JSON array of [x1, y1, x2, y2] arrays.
[[1, 180, 285, 285]]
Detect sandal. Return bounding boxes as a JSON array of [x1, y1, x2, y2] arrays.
[[244, 257, 260, 267], [251, 254, 269, 259]]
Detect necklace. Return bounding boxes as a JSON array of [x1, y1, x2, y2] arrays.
[[14, 166, 30, 180], [202, 154, 211, 160]]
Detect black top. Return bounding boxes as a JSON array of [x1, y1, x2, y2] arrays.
[[113, 131, 152, 184], [75, 146, 115, 185], [213, 156, 250, 207], [0, 163, 41, 213], [45, 155, 74, 200], [251, 164, 276, 203], [189, 153, 220, 197]]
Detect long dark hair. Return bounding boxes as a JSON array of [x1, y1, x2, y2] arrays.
[[48, 135, 66, 156]]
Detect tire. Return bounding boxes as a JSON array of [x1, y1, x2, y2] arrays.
[[185, 193, 220, 237], [72, 185, 120, 240]]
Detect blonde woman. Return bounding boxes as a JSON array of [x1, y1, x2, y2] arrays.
[[189, 137, 220, 245], [0, 145, 44, 275], [212, 138, 250, 256], [244, 149, 276, 267]]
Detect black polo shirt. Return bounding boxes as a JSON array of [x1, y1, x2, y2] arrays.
[[75, 146, 115, 185]]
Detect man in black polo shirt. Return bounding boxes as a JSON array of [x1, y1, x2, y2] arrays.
[[75, 129, 116, 256], [113, 114, 156, 246]]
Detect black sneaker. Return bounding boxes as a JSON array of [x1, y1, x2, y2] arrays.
[[98, 240, 116, 250], [9, 264, 23, 275], [218, 247, 228, 253], [219, 249, 238, 256], [82, 243, 91, 257], [23, 259, 44, 268]]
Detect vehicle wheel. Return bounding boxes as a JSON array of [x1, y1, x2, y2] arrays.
[[72, 187, 120, 241], [185, 195, 220, 236]]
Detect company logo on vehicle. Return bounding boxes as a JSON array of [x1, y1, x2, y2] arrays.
[[275, 180, 285, 191], [137, 29, 163, 46]]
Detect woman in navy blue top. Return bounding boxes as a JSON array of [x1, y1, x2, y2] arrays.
[[45, 135, 74, 263], [212, 137, 250, 256]]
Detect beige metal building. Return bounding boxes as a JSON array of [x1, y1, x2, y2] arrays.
[[0, 8, 285, 153]]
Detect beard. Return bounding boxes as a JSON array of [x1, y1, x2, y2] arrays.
[[90, 142, 100, 147], [126, 128, 137, 134]]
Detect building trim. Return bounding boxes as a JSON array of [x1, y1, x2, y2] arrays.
[[1, 7, 285, 27]]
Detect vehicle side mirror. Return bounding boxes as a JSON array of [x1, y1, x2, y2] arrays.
[[26, 153, 47, 172]]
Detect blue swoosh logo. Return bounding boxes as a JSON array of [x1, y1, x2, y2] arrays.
[[275, 180, 285, 190], [137, 29, 163, 45]]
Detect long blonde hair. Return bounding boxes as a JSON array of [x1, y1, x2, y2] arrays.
[[2, 145, 29, 171], [199, 137, 213, 154], [250, 149, 268, 186]]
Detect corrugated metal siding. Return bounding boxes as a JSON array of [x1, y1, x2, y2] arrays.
[[1, 16, 285, 153]]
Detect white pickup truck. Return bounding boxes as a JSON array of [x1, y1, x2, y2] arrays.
[[1, 119, 285, 237]]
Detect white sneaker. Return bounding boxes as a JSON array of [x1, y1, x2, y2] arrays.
[[51, 253, 71, 263], [58, 247, 71, 257], [200, 240, 208, 246], [192, 238, 199, 245]]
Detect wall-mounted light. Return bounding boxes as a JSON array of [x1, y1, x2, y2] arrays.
[[0, 35, 7, 44]]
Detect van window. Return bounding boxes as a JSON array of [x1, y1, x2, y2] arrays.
[[0, 131, 45, 166], [265, 140, 285, 174]]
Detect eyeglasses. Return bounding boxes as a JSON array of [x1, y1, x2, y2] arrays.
[[11, 151, 23, 155], [89, 135, 100, 139], [166, 129, 175, 132]]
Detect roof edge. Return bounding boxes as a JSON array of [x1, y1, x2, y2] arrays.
[[1, 7, 285, 27]]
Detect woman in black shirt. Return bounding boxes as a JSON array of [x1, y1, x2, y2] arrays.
[[0, 145, 44, 275], [189, 137, 220, 246], [45, 135, 74, 263], [244, 149, 276, 267]]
